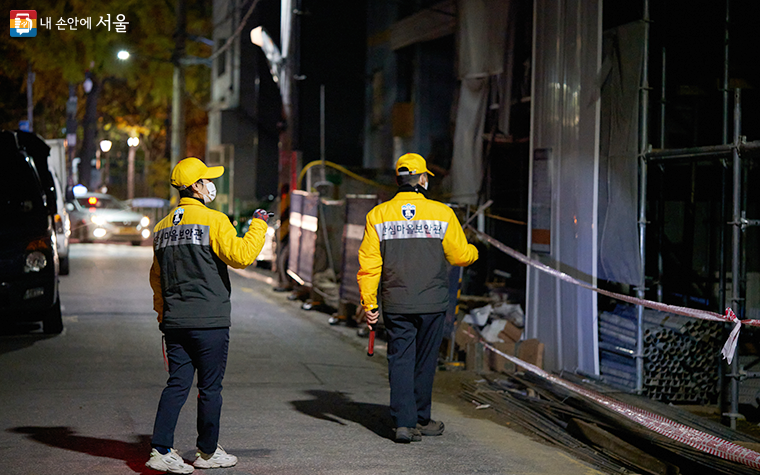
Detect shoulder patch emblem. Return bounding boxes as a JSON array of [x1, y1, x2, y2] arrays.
[[401, 203, 416, 221], [172, 208, 185, 226]]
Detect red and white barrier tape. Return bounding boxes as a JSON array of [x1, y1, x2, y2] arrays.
[[472, 337, 760, 469], [468, 226, 760, 364]]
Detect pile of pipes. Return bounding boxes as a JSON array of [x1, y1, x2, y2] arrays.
[[599, 304, 721, 403], [461, 372, 760, 475]]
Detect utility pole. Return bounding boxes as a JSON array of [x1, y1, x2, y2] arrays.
[[127, 137, 139, 200], [171, 0, 187, 175], [80, 70, 99, 189], [65, 84, 78, 193]]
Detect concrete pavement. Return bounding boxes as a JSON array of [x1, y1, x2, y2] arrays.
[[0, 243, 604, 474], [228, 265, 604, 475]]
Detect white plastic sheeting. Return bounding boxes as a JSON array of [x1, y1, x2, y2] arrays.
[[451, 78, 488, 204], [598, 21, 645, 286], [451, 0, 513, 205], [526, 0, 602, 374], [457, 0, 510, 78]]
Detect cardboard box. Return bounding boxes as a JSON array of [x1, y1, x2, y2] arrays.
[[487, 342, 517, 373], [455, 322, 477, 349], [497, 320, 523, 343], [517, 339, 545, 369]]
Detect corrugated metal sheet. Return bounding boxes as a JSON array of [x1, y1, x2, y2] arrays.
[[527, 0, 602, 374]]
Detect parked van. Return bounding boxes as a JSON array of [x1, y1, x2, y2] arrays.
[[0, 130, 63, 333], [15, 131, 71, 274]]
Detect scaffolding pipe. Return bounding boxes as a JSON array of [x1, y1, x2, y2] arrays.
[[657, 48, 666, 303], [729, 88, 742, 429], [319, 84, 327, 183], [636, 0, 651, 394], [660, 48, 666, 149], [646, 140, 760, 162], [718, 0, 730, 423], [722, 0, 730, 146]]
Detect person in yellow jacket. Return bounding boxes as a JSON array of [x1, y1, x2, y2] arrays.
[[146, 157, 269, 474], [357, 153, 478, 443]]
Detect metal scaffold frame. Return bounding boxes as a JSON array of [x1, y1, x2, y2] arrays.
[[637, 0, 760, 429]]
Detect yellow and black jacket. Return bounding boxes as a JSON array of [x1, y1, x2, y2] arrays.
[[149, 197, 267, 329], [357, 187, 478, 314]]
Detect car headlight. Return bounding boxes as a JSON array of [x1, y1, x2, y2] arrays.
[[24, 251, 48, 272], [140, 216, 150, 227], [91, 215, 106, 226]]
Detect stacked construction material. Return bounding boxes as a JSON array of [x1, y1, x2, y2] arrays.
[[461, 372, 760, 475], [598, 304, 722, 403]]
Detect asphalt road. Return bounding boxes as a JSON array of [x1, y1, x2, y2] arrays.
[[0, 243, 602, 474]]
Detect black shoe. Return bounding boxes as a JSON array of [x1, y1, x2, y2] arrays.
[[328, 316, 342, 326], [395, 427, 422, 443], [416, 420, 445, 436]]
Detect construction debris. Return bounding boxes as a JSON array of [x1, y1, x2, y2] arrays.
[[599, 303, 721, 403], [462, 371, 760, 475]]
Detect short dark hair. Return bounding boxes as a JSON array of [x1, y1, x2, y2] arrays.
[[176, 179, 203, 198], [396, 172, 424, 187]]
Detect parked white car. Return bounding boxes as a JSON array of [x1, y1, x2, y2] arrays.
[[67, 192, 151, 246]]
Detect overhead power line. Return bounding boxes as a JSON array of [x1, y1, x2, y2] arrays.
[[206, 0, 262, 62]]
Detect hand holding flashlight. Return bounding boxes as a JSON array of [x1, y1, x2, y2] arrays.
[[366, 308, 379, 356]]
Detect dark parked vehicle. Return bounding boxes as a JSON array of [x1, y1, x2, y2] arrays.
[[0, 130, 62, 333], [15, 131, 71, 274]]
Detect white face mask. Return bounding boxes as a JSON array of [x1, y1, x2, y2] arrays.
[[202, 181, 217, 204], [420, 176, 429, 190]]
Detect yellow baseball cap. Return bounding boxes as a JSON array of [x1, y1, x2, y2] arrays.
[[171, 157, 224, 189], [395, 153, 434, 176]]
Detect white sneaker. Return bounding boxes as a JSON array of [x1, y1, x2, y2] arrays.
[[146, 448, 194, 474], [193, 445, 238, 468]]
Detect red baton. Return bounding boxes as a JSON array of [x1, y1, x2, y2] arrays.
[[367, 328, 375, 356]]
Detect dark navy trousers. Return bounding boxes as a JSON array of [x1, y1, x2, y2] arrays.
[[383, 311, 445, 429], [151, 327, 229, 454]]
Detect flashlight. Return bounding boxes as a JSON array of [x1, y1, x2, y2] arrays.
[[367, 327, 375, 356]]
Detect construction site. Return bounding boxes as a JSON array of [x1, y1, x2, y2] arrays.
[[9, 0, 760, 472], [212, 0, 760, 473]]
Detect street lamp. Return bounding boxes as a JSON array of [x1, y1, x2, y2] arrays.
[[117, 48, 185, 188], [250, 26, 283, 84], [117, 47, 211, 197], [127, 136, 139, 200], [250, 20, 300, 291], [99, 139, 112, 190]]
